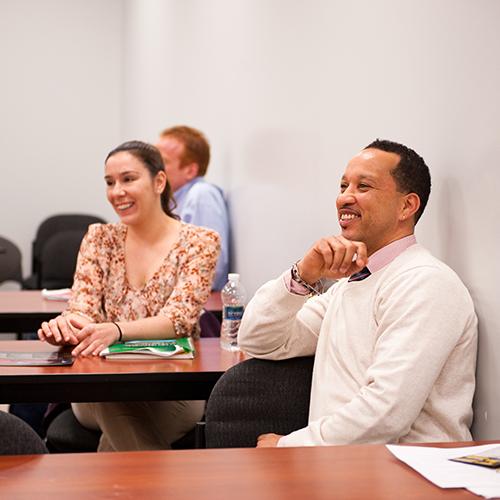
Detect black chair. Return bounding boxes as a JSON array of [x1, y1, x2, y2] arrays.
[[23, 213, 105, 290], [38, 229, 89, 290], [45, 407, 100, 453], [0, 236, 23, 286], [204, 356, 314, 448], [0, 411, 48, 455]]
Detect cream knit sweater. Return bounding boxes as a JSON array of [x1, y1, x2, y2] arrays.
[[238, 244, 478, 446]]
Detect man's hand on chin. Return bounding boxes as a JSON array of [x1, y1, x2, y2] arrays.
[[256, 433, 284, 448]]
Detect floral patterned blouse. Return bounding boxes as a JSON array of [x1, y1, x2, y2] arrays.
[[67, 222, 220, 337]]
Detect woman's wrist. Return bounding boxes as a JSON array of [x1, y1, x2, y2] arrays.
[[112, 321, 123, 343]]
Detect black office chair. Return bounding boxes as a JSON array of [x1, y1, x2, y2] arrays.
[[38, 229, 88, 290], [204, 356, 314, 448], [23, 213, 105, 289], [0, 411, 48, 455], [0, 236, 23, 286]]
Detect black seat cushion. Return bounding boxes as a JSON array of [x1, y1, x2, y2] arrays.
[[0, 411, 48, 455], [205, 356, 314, 448], [46, 408, 100, 453]]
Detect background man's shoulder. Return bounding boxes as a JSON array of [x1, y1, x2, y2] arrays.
[[188, 179, 225, 199]]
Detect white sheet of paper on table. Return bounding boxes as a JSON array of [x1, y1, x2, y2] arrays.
[[387, 443, 500, 499], [41, 288, 71, 301]]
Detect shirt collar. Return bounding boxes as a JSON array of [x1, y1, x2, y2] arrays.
[[367, 234, 417, 274]]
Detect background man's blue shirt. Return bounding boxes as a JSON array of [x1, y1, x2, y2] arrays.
[[173, 177, 230, 291]]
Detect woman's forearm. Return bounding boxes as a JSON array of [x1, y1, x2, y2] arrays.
[[115, 315, 177, 341], [71, 314, 178, 357]]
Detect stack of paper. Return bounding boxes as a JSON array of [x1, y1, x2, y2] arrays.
[[41, 288, 72, 301], [387, 443, 500, 498]]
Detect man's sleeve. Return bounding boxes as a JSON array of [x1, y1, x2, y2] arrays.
[[278, 266, 477, 446], [238, 271, 334, 360]]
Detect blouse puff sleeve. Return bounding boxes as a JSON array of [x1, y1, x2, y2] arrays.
[[160, 226, 221, 337], [64, 224, 107, 323]]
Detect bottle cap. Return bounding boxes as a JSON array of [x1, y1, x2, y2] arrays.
[[228, 273, 240, 281]]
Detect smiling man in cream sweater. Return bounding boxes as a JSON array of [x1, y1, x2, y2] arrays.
[[238, 139, 478, 448]]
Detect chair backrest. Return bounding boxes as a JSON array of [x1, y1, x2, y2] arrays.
[[0, 236, 22, 285], [39, 229, 88, 289], [205, 356, 314, 448], [29, 213, 105, 288], [0, 411, 48, 455]]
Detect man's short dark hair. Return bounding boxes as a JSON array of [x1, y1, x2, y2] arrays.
[[365, 139, 431, 224]]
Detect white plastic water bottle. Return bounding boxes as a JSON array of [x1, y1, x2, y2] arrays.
[[220, 273, 246, 351]]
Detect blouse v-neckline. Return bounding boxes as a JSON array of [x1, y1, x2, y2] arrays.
[[118, 222, 185, 293]]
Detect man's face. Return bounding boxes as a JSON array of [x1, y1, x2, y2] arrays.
[[156, 135, 189, 192], [336, 148, 409, 255]]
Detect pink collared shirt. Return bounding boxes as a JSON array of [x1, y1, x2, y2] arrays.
[[286, 234, 417, 295]]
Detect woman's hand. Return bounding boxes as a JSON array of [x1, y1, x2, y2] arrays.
[[71, 321, 121, 357], [38, 315, 82, 346]]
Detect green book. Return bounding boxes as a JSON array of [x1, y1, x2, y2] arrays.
[[99, 337, 195, 360]]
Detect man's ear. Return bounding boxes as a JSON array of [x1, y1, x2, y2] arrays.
[[400, 193, 420, 222], [182, 162, 200, 182]]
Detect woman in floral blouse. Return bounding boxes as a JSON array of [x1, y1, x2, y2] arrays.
[[38, 140, 220, 451]]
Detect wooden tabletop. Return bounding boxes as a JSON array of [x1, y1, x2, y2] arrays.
[[0, 338, 245, 403], [0, 290, 64, 332], [0, 290, 222, 332], [0, 290, 67, 315], [0, 443, 485, 499]]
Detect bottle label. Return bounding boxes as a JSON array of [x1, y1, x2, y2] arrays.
[[223, 305, 244, 321]]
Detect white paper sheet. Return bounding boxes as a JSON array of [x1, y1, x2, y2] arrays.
[[41, 288, 71, 301], [387, 444, 500, 499]]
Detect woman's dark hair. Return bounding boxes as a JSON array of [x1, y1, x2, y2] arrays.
[[105, 140, 178, 219]]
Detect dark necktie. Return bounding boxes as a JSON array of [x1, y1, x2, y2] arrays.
[[348, 267, 371, 282]]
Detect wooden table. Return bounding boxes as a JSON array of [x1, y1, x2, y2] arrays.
[[0, 290, 64, 332], [0, 338, 245, 403], [0, 290, 222, 332], [0, 443, 486, 499]]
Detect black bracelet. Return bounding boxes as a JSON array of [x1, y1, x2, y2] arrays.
[[112, 321, 123, 343]]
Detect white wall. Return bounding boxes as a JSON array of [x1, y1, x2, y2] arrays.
[[1, 0, 499, 440], [122, 0, 500, 439], [0, 0, 123, 276]]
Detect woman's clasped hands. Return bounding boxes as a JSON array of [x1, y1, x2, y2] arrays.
[[38, 315, 121, 356]]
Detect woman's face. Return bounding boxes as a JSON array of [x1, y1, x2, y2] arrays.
[[104, 151, 166, 225]]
